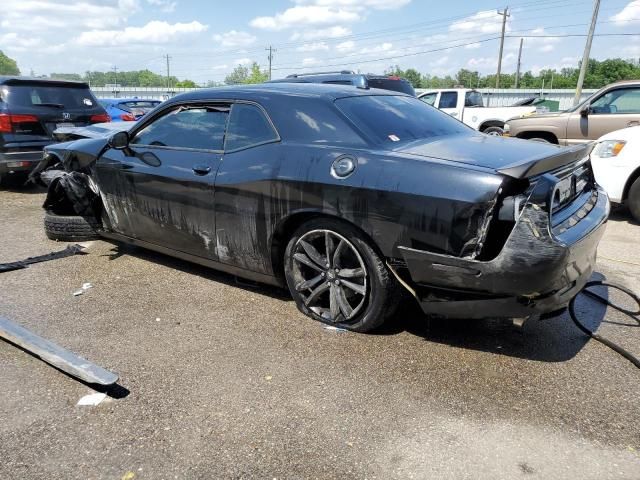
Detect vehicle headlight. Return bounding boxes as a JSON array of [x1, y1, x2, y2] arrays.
[[503, 123, 510, 135], [594, 140, 626, 158]]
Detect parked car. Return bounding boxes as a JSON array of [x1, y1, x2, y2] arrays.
[[98, 98, 162, 122], [418, 88, 537, 135], [268, 70, 416, 96], [0, 76, 109, 185], [506, 80, 640, 144], [591, 125, 640, 221], [35, 83, 608, 332]]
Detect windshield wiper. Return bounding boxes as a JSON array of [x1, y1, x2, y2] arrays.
[[33, 103, 65, 108]]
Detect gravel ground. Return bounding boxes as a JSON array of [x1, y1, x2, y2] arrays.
[[0, 186, 639, 480]]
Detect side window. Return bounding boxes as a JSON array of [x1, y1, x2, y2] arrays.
[[591, 88, 640, 114], [225, 103, 278, 151], [420, 93, 437, 106], [439, 92, 458, 109], [131, 105, 229, 150]]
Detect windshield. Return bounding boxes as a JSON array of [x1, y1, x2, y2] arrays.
[[465, 91, 484, 107], [367, 78, 416, 96], [4, 84, 100, 110], [335, 95, 470, 146]]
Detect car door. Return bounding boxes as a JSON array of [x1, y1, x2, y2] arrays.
[[566, 86, 640, 144], [95, 102, 228, 259], [438, 91, 460, 119], [213, 102, 281, 274]]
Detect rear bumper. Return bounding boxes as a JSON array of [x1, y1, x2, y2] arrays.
[[398, 178, 609, 319], [0, 150, 44, 175]]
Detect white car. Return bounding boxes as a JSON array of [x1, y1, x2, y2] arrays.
[[418, 88, 537, 135], [591, 125, 640, 222]]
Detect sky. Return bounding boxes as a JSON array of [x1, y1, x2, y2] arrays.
[[1, 0, 640, 84]]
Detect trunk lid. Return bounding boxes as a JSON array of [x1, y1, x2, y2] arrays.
[[394, 133, 592, 179]]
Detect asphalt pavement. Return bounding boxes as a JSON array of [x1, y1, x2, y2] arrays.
[[1, 186, 639, 479]]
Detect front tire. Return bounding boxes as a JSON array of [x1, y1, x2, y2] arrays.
[[284, 218, 400, 332], [44, 211, 102, 241], [628, 177, 640, 223]]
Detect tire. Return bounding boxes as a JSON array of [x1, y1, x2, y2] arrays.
[[628, 177, 640, 223], [483, 126, 504, 136], [44, 211, 102, 241], [529, 137, 551, 143], [284, 218, 400, 332]]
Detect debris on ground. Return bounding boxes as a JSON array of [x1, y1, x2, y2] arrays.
[[0, 316, 119, 386], [0, 244, 87, 273], [77, 392, 107, 406], [323, 326, 348, 333], [72, 282, 93, 296]]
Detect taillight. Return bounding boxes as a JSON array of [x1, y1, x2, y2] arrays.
[[0, 113, 39, 133], [120, 113, 136, 121], [90, 113, 111, 123]]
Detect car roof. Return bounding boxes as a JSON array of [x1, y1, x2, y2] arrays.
[[169, 82, 406, 104], [0, 75, 89, 87]]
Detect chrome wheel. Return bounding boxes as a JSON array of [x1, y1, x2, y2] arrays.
[[291, 229, 368, 323]]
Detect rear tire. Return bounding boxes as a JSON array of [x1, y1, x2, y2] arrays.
[[628, 177, 640, 223], [284, 218, 400, 332], [483, 126, 504, 136], [44, 211, 102, 241]]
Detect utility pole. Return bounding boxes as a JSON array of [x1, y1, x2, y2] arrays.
[[495, 6, 510, 89], [266, 46, 276, 80], [113, 66, 118, 97], [573, 0, 601, 106], [165, 54, 172, 93], [514, 38, 523, 88]]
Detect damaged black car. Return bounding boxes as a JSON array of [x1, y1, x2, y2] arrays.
[[33, 83, 609, 332]]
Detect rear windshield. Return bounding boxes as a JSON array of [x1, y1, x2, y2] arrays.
[[3, 84, 100, 110], [118, 100, 161, 112], [335, 95, 469, 146], [367, 78, 416, 96]]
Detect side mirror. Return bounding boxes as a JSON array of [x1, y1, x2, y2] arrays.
[[580, 105, 590, 117], [108, 131, 129, 150]]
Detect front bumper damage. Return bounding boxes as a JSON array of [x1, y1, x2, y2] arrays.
[[397, 174, 610, 319]]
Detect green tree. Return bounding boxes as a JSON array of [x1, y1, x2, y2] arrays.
[[245, 63, 269, 84], [224, 62, 268, 85], [175, 79, 197, 88], [0, 50, 20, 75]]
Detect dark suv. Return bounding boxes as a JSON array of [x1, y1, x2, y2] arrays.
[[268, 71, 416, 96], [0, 76, 109, 184]]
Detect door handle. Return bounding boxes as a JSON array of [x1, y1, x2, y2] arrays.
[[192, 164, 212, 175], [627, 121, 639, 127]]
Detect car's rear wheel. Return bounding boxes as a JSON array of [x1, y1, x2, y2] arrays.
[[284, 218, 400, 332], [628, 177, 640, 223], [483, 126, 504, 136], [44, 211, 102, 241]]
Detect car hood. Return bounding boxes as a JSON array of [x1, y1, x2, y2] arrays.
[[509, 111, 568, 122], [53, 121, 135, 141], [393, 132, 592, 178]]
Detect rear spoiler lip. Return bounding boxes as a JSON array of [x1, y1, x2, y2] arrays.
[[497, 142, 595, 179]]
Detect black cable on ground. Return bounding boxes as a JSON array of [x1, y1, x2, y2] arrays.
[[569, 280, 640, 369], [0, 244, 87, 273]]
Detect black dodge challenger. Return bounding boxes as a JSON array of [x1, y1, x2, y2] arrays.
[[36, 83, 609, 332]]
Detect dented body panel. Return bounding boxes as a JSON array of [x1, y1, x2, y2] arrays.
[[38, 83, 609, 319]]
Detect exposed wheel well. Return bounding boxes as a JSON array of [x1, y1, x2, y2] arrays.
[[479, 120, 505, 132], [623, 166, 640, 201], [270, 212, 383, 283], [516, 131, 559, 144]]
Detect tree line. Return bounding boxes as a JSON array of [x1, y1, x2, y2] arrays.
[[2, 49, 640, 90]]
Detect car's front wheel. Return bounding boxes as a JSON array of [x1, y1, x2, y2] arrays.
[[44, 211, 102, 241], [284, 218, 400, 332], [628, 177, 640, 223]]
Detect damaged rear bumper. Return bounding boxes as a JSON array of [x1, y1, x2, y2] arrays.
[[397, 176, 610, 319]]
